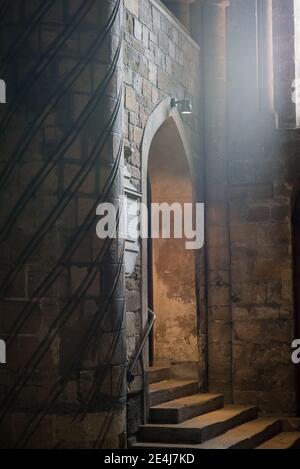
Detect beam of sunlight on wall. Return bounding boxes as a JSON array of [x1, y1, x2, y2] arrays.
[[295, 0, 300, 126]]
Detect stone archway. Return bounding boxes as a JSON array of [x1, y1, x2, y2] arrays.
[[141, 98, 199, 379]]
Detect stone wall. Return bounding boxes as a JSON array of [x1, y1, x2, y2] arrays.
[[227, 126, 300, 414], [123, 0, 202, 434], [204, 0, 299, 414], [0, 0, 297, 450], [0, 0, 202, 448], [0, 0, 126, 448]]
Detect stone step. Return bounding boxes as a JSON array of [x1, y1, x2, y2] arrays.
[[132, 418, 279, 449], [198, 418, 281, 449], [149, 379, 199, 407], [256, 432, 300, 449], [131, 441, 200, 449], [145, 366, 171, 384], [138, 405, 257, 444], [149, 393, 224, 424]]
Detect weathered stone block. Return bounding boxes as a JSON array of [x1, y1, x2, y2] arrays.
[[134, 17, 143, 42], [124, 0, 139, 17], [125, 85, 139, 113], [139, 0, 152, 25], [157, 68, 170, 92], [208, 286, 230, 306]]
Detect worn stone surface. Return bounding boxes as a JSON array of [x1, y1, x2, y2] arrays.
[[219, 0, 299, 415], [0, 0, 126, 449], [123, 0, 201, 435], [0, 0, 300, 450]]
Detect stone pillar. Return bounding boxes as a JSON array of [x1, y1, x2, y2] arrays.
[[295, 0, 300, 127], [257, 0, 277, 126], [0, 0, 125, 449], [273, 0, 296, 128], [202, 0, 232, 401]]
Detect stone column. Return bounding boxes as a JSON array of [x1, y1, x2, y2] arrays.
[[295, 0, 300, 127], [273, 0, 296, 128], [257, 0, 277, 126], [202, 0, 232, 402], [0, 0, 125, 449]]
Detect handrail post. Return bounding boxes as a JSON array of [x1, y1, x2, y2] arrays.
[[127, 308, 156, 383]]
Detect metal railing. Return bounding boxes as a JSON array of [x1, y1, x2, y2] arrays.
[[127, 308, 156, 383]]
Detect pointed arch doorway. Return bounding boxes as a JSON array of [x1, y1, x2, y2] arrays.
[[141, 98, 199, 380]]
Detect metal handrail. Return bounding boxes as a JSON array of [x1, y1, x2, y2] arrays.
[[127, 308, 156, 383]]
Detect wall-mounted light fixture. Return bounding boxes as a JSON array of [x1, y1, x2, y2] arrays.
[[171, 97, 192, 115]]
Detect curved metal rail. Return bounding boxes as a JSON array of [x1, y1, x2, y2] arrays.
[[127, 308, 156, 383]]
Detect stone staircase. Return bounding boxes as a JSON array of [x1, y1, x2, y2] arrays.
[[131, 366, 300, 449]]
